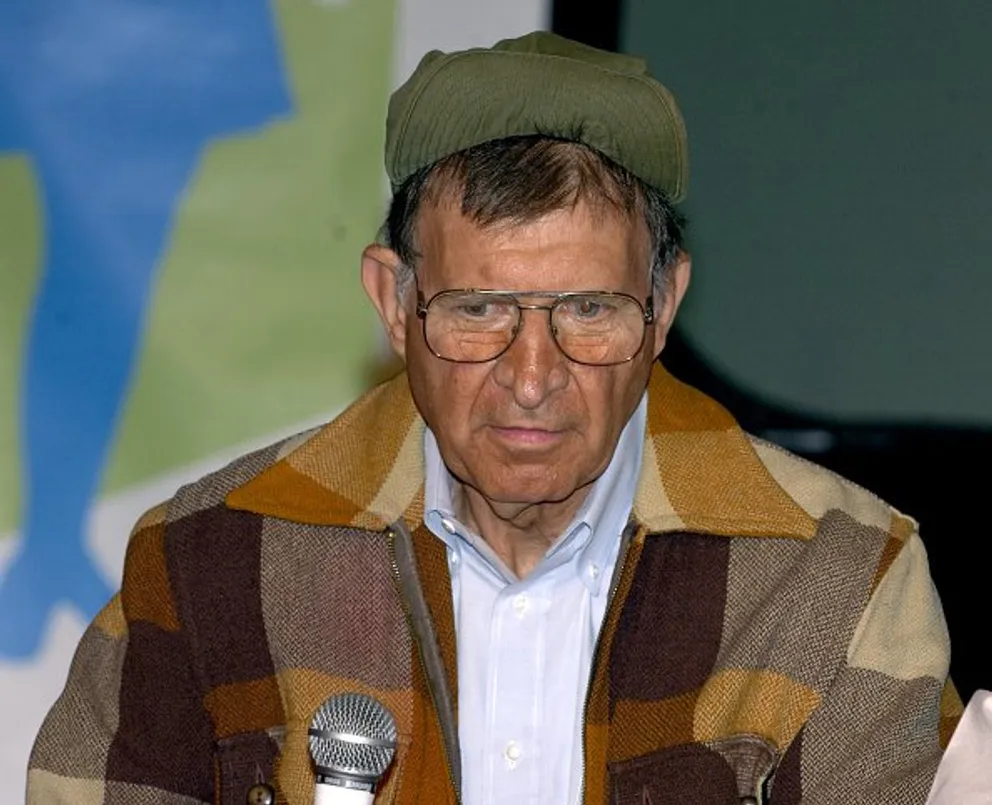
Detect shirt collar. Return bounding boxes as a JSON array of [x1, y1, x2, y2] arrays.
[[423, 394, 647, 595]]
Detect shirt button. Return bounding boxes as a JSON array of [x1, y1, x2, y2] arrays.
[[504, 740, 523, 765], [511, 593, 529, 617], [588, 563, 600, 580], [440, 517, 457, 535]]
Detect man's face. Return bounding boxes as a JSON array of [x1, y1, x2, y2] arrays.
[[365, 197, 687, 515]]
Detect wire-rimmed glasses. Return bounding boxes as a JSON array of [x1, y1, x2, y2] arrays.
[[415, 286, 654, 366]]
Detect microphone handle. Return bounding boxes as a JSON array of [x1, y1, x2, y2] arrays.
[[314, 780, 375, 805]]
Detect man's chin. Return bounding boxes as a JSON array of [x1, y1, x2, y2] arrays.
[[473, 476, 589, 512]]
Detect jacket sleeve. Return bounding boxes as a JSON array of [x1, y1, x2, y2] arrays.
[[769, 530, 962, 804], [27, 504, 216, 804]]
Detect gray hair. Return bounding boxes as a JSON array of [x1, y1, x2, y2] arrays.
[[383, 136, 686, 304]]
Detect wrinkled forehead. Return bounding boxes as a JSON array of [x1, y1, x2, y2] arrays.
[[413, 195, 652, 293]]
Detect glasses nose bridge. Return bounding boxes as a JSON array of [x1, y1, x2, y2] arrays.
[[506, 299, 563, 357]]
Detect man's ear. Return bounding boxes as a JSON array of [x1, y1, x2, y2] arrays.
[[361, 243, 410, 360], [651, 250, 692, 358]]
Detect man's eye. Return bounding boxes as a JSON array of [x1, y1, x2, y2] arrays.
[[568, 298, 608, 318], [457, 302, 492, 317]]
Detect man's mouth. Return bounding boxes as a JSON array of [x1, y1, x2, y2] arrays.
[[488, 425, 566, 446]]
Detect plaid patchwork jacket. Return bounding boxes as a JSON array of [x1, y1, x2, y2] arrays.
[[28, 365, 961, 804]]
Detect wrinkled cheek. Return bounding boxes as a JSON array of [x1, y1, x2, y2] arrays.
[[414, 372, 493, 468], [406, 355, 463, 425]]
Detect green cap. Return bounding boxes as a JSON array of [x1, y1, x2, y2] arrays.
[[385, 31, 689, 202]]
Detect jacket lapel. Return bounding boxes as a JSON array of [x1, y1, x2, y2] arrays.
[[389, 522, 461, 804]]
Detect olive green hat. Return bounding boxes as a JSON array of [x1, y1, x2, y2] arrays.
[[385, 30, 689, 202]]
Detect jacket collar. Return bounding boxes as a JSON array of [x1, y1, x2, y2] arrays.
[[226, 363, 816, 540]]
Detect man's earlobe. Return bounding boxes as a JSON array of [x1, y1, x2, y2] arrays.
[[361, 244, 409, 359]]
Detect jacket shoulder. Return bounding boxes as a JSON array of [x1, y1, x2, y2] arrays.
[[746, 434, 916, 536], [164, 425, 325, 522]]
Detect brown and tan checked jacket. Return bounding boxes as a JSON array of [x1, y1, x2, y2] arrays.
[[28, 365, 961, 804]]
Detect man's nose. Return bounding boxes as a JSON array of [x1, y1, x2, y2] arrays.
[[491, 308, 569, 408]]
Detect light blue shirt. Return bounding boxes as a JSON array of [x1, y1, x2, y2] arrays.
[[423, 394, 647, 805]]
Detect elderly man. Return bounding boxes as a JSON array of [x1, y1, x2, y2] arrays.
[[28, 31, 957, 805]]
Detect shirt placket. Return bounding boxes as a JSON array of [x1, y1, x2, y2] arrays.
[[485, 575, 553, 805]]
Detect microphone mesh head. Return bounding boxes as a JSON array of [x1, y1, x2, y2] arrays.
[[308, 692, 398, 781]]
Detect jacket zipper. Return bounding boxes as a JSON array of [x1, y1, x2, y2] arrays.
[[386, 527, 462, 804]]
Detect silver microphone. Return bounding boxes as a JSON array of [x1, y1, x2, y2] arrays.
[[308, 692, 398, 805]]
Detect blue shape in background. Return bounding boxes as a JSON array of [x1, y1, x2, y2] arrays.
[[0, 0, 292, 657]]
